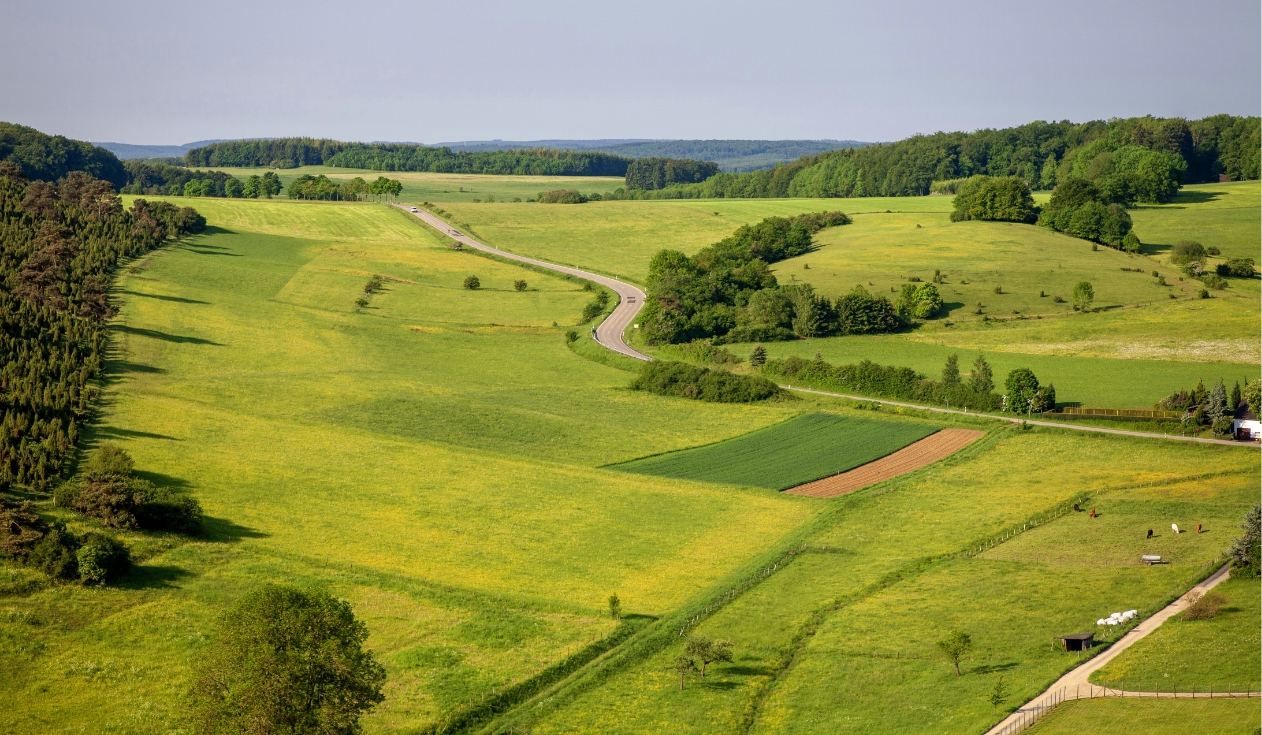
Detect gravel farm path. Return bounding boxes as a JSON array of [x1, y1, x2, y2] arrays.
[[395, 204, 1258, 450]]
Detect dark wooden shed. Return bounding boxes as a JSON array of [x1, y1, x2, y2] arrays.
[[1056, 633, 1094, 651]]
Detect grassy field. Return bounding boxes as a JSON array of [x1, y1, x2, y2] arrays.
[[1129, 181, 1261, 262], [1026, 698, 1260, 735], [712, 334, 1256, 410], [518, 435, 1259, 735], [193, 165, 626, 204], [1089, 575, 1261, 688], [0, 197, 837, 733], [609, 413, 940, 490]]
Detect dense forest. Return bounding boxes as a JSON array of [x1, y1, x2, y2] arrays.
[[0, 164, 203, 489], [184, 139, 634, 176], [624, 158, 720, 190], [0, 123, 128, 188], [631, 115, 1260, 199]]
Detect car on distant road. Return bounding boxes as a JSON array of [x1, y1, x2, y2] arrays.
[[410, 206, 419, 212]]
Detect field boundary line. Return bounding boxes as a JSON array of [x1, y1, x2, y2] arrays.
[[782, 386, 1256, 447]]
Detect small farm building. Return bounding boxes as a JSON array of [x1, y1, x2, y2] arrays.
[[1233, 415, 1261, 441], [1056, 633, 1095, 651]]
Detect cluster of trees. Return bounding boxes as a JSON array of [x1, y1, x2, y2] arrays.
[[123, 162, 284, 199], [288, 174, 402, 201], [537, 188, 589, 203], [0, 497, 131, 584], [185, 138, 632, 176], [950, 176, 1036, 223], [624, 158, 720, 190], [0, 122, 128, 188], [1170, 240, 1258, 290], [1156, 378, 1258, 435], [640, 213, 862, 344], [762, 354, 1003, 411], [0, 165, 203, 489], [612, 116, 1259, 200], [629, 360, 782, 402], [60, 444, 203, 534], [1037, 179, 1135, 248]]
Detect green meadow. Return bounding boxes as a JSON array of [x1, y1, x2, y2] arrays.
[[1026, 698, 1260, 735], [1089, 575, 1261, 687], [1129, 181, 1261, 261], [517, 436, 1258, 735], [1, 181, 1258, 735], [1, 197, 834, 733], [609, 413, 939, 490]]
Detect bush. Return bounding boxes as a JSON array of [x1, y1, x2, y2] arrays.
[[0, 500, 45, 558], [580, 290, 610, 323], [513, 279, 528, 291], [1182, 591, 1227, 621], [134, 482, 204, 534], [1071, 281, 1094, 311], [76, 533, 130, 585], [1201, 274, 1228, 290], [565, 330, 579, 343], [26, 525, 78, 580], [1121, 232, 1141, 253], [1211, 416, 1236, 436], [1218, 258, 1256, 278], [537, 189, 587, 204], [629, 361, 782, 403], [85, 443, 134, 478], [64, 476, 202, 534], [463, 275, 481, 290], [1170, 240, 1206, 265]]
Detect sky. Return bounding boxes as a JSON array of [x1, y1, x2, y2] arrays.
[[1, 0, 1258, 145]]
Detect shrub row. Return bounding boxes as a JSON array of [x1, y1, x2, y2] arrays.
[[629, 361, 783, 403]]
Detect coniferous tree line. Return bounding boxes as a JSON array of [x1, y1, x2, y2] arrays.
[[0, 164, 203, 490], [622, 115, 1259, 199], [185, 138, 635, 176], [624, 158, 720, 190]]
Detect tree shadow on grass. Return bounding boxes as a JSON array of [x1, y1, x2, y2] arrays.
[[201, 516, 269, 543], [112, 324, 224, 345], [92, 426, 181, 441], [118, 564, 192, 590], [1172, 190, 1222, 205], [972, 662, 1020, 675], [720, 664, 775, 677], [106, 360, 167, 375], [132, 470, 193, 489], [119, 290, 209, 305]]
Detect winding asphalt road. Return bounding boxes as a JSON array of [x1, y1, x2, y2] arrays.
[[395, 205, 650, 361], [394, 204, 1257, 449]]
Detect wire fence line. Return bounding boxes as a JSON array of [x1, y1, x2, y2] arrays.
[[991, 681, 1262, 735]]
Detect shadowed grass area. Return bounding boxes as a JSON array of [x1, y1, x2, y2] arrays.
[[1129, 180, 1261, 262]]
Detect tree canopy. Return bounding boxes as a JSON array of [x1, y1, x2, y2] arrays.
[[0, 122, 128, 188]]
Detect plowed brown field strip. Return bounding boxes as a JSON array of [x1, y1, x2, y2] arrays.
[[784, 428, 985, 498]]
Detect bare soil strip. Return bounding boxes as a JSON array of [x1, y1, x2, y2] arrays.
[[784, 428, 985, 498]]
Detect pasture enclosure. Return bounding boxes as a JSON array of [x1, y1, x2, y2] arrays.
[[608, 413, 941, 490], [1024, 698, 1259, 735]]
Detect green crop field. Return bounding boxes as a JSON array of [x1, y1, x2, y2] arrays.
[[1089, 575, 1261, 688], [608, 413, 940, 490], [1026, 698, 1260, 735]]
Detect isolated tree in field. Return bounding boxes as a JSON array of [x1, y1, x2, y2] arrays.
[[513, 280, 528, 292], [685, 635, 733, 677], [1071, 281, 1094, 311], [192, 584, 385, 735], [608, 593, 621, 620], [937, 630, 972, 677], [463, 275, 480, 290], [1229, 504, 1261, 577], [988, 676, 1009, 710], [968, 354, 993, 394], [669, 654, 698, 690], [749, 344, 767, 368], [942, 354, 960, 387]]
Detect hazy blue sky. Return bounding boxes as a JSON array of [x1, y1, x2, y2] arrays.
[[2, 0, 1258, 145]]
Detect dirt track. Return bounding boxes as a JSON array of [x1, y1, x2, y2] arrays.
[[785, 428, 985, 498]]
